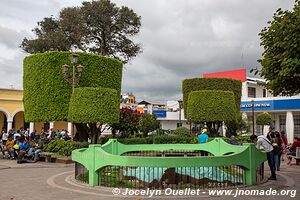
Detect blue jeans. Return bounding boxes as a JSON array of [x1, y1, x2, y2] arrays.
[[273, 151, 281, 170], [34, 149, 42, 161]]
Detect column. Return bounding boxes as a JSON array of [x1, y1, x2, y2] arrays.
[[29, 122, 35, 133], [286, 111, 294, 144], [221, 121, 226, 137], [68, 122, 73, 135], [275, 114, 280, 131], [49, 121, 54, 130], [7, 120, 13, 131]]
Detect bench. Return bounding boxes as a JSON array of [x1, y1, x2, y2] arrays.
[[290, 147, 300, 165], [39, 152, 55, 163]]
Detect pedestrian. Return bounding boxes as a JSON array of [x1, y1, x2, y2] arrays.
[[253, 134, 276, 180], [273, 131, 282, 171], [198, 128, 209, 156]]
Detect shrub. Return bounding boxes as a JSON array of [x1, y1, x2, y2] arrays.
[[182, 78, 242, 118], [23, 51, 122, 122], [68, 87, 119, 123], [172, 127, 190, 136], [43, 140, 89, 156]]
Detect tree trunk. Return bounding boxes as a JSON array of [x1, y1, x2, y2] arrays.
[[74, 123, 89, 142]]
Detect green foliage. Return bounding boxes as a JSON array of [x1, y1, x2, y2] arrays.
[[256, 112, 272, 126], [118, 137, 150, 144], [117, 134, 196, 144], [110, 107, 141, 137], [21, 0, 142, 63], [43, 140, 89, 156], [153, 134, 196, 144], [68, 87, 119, 123], [225, 114, 248, 136], [187, 90, 237, 123], [257, 1, 300, 96], [138, 113, 160, 137], [182, 78, 242, 118], [172, 126, 190, 136], [23, 51, 122, 122]]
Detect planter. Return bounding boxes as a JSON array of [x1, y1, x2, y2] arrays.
[[56, 157, 74, 164]]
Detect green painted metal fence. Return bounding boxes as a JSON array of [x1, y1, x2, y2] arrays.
[[72, 138, 266, 187]]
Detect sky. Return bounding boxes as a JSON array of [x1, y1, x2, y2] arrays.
[[0, 0, 295, 103]]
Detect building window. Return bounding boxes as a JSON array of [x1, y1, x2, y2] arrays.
[[279, 114, 286, 132], [248, 87, 256, 98], [294, 114, 300, 138], [263, 89, 267, 97]]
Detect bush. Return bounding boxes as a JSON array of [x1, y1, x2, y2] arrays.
[[172, 127, 190, 136], [68, 87, 119, 123], [23, 51, 122, 122], [182, 78, 242, 118], [43, 140, 89, 156], [187, 90, 237, 123]]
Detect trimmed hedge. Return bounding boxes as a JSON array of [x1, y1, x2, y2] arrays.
[[23, 51, 122, 122], [182, 78, 242, 118], [187, 90, 237, 123], [68, 87, 119, 123]]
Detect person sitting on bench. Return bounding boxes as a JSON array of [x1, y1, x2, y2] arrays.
[[287, 137, 300, 165]]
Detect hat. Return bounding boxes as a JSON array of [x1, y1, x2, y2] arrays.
[[202, 128, 207, 133]]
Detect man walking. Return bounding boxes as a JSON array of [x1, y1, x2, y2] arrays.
[[253, 134, 276, 180]]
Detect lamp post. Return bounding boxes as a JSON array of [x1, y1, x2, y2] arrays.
[[252, 99, 255, 135], [62, 54, 84, 137], [62, 54, 84, 93], [178, 100, 183, 127]]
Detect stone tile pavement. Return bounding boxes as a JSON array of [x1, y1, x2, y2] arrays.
[[0, 159, 299, 200]]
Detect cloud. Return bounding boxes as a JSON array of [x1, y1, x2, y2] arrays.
[[0, 0, 296, 102]]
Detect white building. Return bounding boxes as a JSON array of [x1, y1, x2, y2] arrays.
[[157, 101, 189, 131]]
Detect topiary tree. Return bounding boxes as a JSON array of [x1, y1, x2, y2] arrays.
[[256, 112, 272, 135], [138, 113, 160, 137], [23, 51, 122, 142], [187, 90, 237, 136], [182, 77, 242, 136], [172, 126, 190, 136], [182, 78, 242, 117], [68, 87, 119, 143]]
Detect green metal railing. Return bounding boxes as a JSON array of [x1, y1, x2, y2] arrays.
[[72, 138, 266, 187]]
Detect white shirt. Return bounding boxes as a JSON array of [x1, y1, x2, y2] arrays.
[[256, 135, 273, 153], [2, 133, 8, 141]]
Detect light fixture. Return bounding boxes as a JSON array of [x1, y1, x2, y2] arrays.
[[69, 54, 79, 64]]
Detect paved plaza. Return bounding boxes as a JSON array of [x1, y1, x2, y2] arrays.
[[0, 159, 299, 200]]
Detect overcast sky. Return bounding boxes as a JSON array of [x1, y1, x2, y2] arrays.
[[0, 0, 295, 102]]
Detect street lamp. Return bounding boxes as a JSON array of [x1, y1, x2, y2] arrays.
[[178, 100, 183, 127], [252, 99, 255, 135], [62, 53, 84, 92], [62, 53, 84, 138]]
